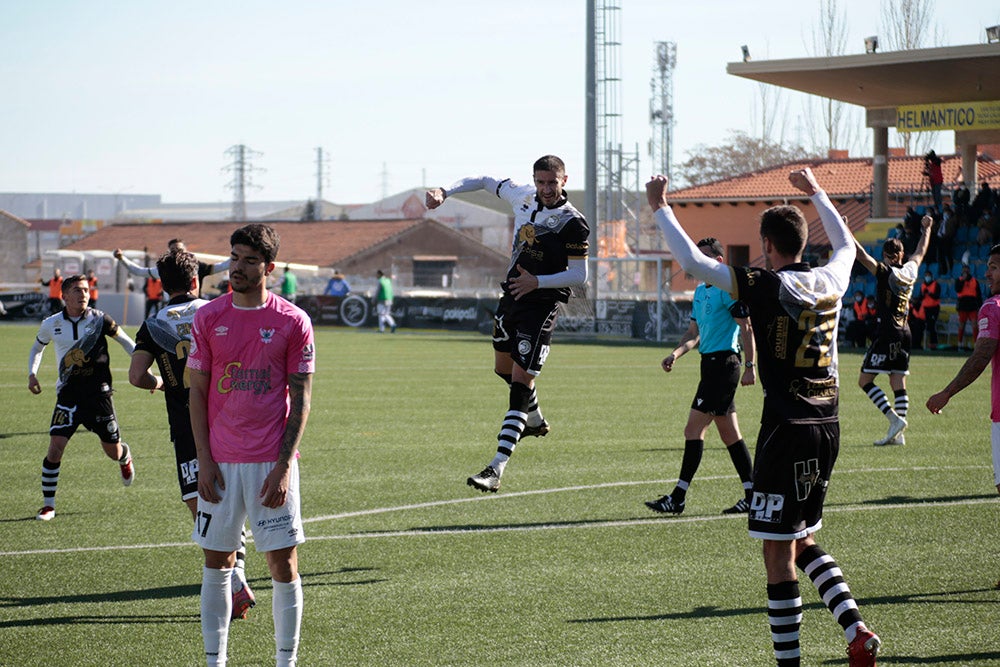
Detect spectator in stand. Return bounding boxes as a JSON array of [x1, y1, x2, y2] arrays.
[[977, 212, 994, 246], [971, 181, 994, 227], [953, 182, 971, 226], [923, 150, 944, 214], [926, 212, 941, 266], [956, 263, 983, 351], [920, 271, 941, 350], [902, 207, 922, 255], [938, 204, 956, 276], [909, 294, 927, 351]]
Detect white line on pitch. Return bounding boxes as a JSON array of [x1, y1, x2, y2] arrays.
[[0, 465, 991, 557]]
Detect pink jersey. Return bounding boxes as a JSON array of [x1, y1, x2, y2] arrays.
[[978, 294, 1000, 421], [188, 292, 315, 463]]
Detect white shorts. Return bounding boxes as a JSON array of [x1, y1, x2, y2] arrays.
[[193, 460, 305, 553]]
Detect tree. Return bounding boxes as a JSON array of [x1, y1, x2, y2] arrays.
[[804, 0, 863, 155], [300, 199, 319, 222], [675, 130, 820, 187], [881, 0, 942, 155]]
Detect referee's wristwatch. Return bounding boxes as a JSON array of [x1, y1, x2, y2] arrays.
[[744, 361, 754, 368]]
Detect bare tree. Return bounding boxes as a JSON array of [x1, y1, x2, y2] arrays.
[[881, 0, 942, 155], [804, 0, 862, 155], [752, 82, 788, 146], [746, 41, 790, 146], [675, 130, 820, 186]]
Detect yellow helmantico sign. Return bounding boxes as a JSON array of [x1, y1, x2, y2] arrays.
[[897, 100, 1000, 132]]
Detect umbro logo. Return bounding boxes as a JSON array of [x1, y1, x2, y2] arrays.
[[696, 398, 703, 406], [214, 326, 229, 336]]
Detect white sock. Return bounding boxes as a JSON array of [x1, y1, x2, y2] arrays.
[[273, 577, 303, 666], [526, 387, 544, 427], [489, 453, 510, 476], [201, 567, 232, 667], [992, 429, 1000, 487], [230, 568, 246, 593]]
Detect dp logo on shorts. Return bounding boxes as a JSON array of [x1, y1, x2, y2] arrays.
[[750, 492, 784, 524]]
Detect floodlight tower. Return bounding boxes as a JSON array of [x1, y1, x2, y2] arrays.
[[315, 147, 330, 204], [223, 144, 262, 220], [649, 41, 677, 183], [594, 0, 623, 225]]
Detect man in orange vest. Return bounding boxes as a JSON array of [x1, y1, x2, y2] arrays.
[[909, 295, 927, 351], [955, 264, 982, 351], [86, 269, 99, 309], [846, 290, 873, 348], [144, 276, 163, 318], [40, 268, 63, 315], [919, 271, 941, 349]]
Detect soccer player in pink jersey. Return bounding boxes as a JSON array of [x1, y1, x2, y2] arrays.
[[927, 244, 1000, 497], [188, 224, 315, 667]]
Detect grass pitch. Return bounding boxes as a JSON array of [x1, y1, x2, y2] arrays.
[[1, 323, 998, 666]]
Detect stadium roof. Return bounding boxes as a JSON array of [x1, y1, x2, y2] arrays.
[[726, 42, 1000, 108]]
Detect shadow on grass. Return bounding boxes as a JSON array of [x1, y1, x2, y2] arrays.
[[0, 613, 200, 628], [569, 586, 998, 625], [568, 583, 1000, 664], [350, 517, 630, 535], [824, 492, 998, 509], [871, 653, 1000, 664], [0, 567, 385, 629]]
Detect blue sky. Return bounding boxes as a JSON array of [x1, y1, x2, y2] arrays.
[[3, 1, 998, 204]]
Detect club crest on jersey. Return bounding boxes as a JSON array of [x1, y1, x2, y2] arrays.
[[63, 348, 90, 368], [517, 225, 537, 246], [260, 327, 275, 344]]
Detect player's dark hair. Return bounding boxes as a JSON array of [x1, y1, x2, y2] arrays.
[[696, 237, 724, 257], [759, 205, 807, 257], [61, 274, 87, 293], [157, 250, 199, 294], [167, 238, 184, 247], [533, 155, 565, 174], [230, 224, 280, 264], [882, 238, 904, 261]]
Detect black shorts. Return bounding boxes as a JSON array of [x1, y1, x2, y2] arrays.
[[692, 352, 740, 415], [170, 418, 199, 501], [492, 293, 560, 376], [49, 389, 120, 443], [748, 421, 839, 540], [861, 331, 911, 375]]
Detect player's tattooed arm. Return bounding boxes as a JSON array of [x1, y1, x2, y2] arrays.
[[279, 372, 313, 464]]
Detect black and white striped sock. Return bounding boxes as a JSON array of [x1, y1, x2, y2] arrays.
[[797, 544, 865, 642], [767, 580, 802, 666]]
